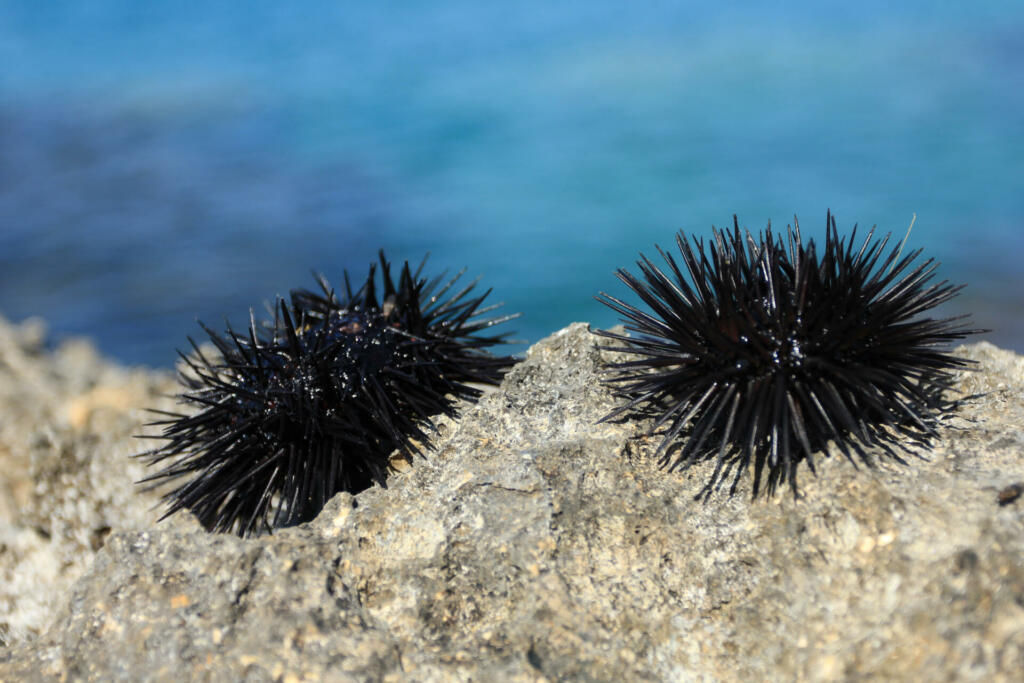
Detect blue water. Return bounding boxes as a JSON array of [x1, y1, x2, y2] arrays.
[[1, 2, 1022, 366]]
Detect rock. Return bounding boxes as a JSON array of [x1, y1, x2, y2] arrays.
[[2, 320, 1024, 681], [0, 315, 177, 648]]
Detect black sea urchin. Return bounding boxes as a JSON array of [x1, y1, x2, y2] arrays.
[[594, 212, 981, 498], [140, 252, 519, 536]]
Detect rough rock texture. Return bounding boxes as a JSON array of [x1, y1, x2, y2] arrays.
[[2, 316, 1024, 681], [0, 316, 175, 648]]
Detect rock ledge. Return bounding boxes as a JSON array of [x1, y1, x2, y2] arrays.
[[2, 318, 1024, 681]]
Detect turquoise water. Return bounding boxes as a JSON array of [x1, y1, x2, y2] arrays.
[[1, 2, 1022, 365]]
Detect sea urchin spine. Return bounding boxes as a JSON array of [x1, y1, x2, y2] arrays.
[[595, 212, 981, 497], [140, 252, 519, 537]]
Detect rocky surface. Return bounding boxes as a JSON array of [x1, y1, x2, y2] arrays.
[[0, 315, 176, 649], [1, 314, 1024, 681]]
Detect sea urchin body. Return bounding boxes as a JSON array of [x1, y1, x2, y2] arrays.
[[595, 212, 980, 497], [141, 252, 519, 537]]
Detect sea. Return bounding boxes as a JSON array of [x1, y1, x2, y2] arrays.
[[1, 1, 1022, 366]]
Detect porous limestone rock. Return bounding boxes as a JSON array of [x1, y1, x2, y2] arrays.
[[2, 318, 1023, 681], [0, 316, 175, 648]]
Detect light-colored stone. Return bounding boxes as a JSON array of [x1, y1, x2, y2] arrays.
[[1, 316, 1023, 681], [0, 315, 177, 648]]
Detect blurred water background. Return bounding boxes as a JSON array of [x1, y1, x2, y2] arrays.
[[0, 2, 1021, 367]]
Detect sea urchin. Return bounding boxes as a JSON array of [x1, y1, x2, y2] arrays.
[[140, 252, 519, 537], [594, 212, 981, 497]]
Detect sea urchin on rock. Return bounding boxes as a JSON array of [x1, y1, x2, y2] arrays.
[[594, 212, 981, 498], [140, 252, 519, 537]]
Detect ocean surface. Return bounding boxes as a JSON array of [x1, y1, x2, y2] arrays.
[[1, 2, 1022, 366]]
